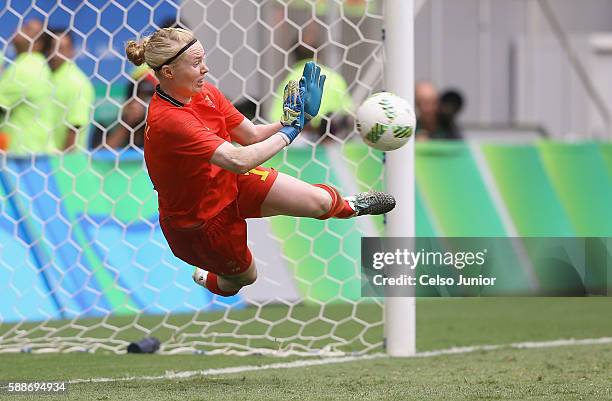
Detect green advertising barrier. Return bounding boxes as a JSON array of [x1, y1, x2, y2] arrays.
[[415, 142, 534, 294], [51, 154, 155, 313], [481, 144, 574, 236], [483, 142, 612, 295], [598, 143, 612, 185], [2, 142, 612, 322], [415, 142, 506, 237], [538, 141, 612, 236]]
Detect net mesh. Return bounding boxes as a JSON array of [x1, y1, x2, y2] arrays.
[[0, 0, 386, 355]]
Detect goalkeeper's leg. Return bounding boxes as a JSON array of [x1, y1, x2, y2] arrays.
[[257, 172, 395, 219], [160, 202, 257, 297]]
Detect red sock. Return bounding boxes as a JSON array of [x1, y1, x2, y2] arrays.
[[205, 273, 239, 297], [314, 184, 355, 220]]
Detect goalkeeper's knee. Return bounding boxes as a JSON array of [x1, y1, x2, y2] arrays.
[[225, 270, 257, 287], [224, 261, 258, 287]]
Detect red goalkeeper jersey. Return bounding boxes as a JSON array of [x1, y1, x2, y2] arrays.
[[144, 83, 244, 228]]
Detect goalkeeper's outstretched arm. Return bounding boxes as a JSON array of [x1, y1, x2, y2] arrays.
[[214, 79, 306, 173], [230, 118, 283, 145], [210, 134, 286, 174]]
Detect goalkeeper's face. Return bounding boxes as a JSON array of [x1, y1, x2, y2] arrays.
[[169, 41, 208, 96]]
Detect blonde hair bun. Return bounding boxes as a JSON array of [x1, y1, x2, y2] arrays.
[[125, 38, 149, 66]]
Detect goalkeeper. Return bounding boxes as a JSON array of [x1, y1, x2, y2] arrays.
[[125, 27, 395, 296]]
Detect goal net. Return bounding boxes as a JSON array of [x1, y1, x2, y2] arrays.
[[0, 0, 388, 355]]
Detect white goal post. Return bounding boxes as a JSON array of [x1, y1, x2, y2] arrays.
[[383, 0, 416, 357]]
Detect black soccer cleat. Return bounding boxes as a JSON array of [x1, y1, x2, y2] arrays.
[[347, 191, 396, 216]]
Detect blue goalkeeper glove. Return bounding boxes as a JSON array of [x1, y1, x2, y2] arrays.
[[301, 61, 326, 123], [278, 79, 306, 145], [280, 79, 302, 127]]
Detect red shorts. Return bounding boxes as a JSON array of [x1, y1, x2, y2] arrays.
[[160, 166, 278, 276], [236, 166, 279, 219]]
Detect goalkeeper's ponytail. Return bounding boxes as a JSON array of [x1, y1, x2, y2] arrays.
[[125, 37, 149, 66], [125, 28, 195, 73]]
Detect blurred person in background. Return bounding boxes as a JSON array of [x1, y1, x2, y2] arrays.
[[0, 18, 55, 153], [415, 81, 464, 140], [267, 24, 353, 144], [42, 28, 95, 152], [234, 98, 257, 122], [414, 80, 440, 141], [437, 89, 464, 140], [104, 71, 157, 149]]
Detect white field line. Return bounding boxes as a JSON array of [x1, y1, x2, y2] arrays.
[[68, 337, 612, 384]]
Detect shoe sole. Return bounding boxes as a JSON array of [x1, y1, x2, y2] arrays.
[[355, 192, 396, 215]]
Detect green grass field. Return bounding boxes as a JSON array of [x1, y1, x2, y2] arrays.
[[1, 298, 611, 400]]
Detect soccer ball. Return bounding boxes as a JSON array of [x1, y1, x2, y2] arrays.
[[356, 92, 416, 151]]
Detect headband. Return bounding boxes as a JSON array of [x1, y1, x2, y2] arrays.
[[152, 38, 197, 71]]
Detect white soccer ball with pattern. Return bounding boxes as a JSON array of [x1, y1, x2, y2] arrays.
[[356, 92, 416, 151]]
